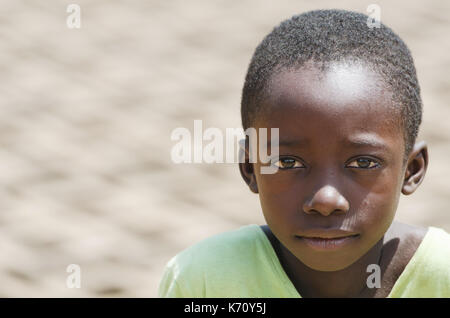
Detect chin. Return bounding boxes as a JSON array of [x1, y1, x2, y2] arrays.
[[292, 248, 363, 272], [302, 259, 358, 272]]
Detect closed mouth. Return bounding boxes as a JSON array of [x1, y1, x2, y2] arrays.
[[297, 234, 360, 240], [295, 233, 360, 250]]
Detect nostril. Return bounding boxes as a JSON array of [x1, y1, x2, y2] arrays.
[[303, 208, 319, 215], [302, 185, 350, 216], [303, 207, 347, 216]]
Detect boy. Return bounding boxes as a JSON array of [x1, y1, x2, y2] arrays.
[[158, 9, 450, 297]]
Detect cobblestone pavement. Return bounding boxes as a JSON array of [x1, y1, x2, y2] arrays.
[[0, 1, 448, 297]]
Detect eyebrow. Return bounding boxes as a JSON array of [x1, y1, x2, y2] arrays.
[[344, 136, 391, 151]]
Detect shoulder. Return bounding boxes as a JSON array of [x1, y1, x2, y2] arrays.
[[407, 224, 450, 289], [419, 226, 450, 269], [388, 222, 450, 297], [398, 222, 450, 263], [158, 224, 265, 297], [392, 221, 450, 273]]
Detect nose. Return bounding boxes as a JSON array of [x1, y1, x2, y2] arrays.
[[302, 185, 350, 216]]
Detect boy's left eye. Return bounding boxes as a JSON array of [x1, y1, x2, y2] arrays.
[[346, 157, 380, 169]]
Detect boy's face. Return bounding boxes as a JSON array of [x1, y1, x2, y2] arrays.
[[240, 61, 427, 271]]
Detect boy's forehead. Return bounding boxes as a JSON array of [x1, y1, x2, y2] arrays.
[[266, 61, 392, 112]]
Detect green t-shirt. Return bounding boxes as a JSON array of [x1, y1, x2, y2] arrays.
[[158, 224, 450, 297]]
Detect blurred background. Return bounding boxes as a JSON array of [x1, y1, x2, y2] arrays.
[[0, 0, 448, 297]]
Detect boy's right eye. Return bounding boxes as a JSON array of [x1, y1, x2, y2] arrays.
[[272, 157, 305, 169]]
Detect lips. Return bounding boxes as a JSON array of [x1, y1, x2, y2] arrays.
[[296, 229, 359, 239], [295, 229, 360, 251]]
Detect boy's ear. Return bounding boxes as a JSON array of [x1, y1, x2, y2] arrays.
[[238, 139, 259, 194], [401, 140, 428, 195]]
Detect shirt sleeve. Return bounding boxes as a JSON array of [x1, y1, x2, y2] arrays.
[[157, 261, 184, 297], [157, 254, 206, 297]]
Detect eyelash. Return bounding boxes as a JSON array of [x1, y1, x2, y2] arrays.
[[271, 157, 381, 170]]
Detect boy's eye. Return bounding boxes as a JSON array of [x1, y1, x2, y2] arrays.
[[272, 157, 305, 169], [346, 157, 380, 169]]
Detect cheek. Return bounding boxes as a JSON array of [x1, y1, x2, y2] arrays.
[[353, 172, 403, 239], [256, 174, 299, 228], [357, 191, 398, 227]]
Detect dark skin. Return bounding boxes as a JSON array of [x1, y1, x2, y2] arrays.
[[239, 61, 429, 298]]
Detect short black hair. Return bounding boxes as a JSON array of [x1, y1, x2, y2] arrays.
[[241, 9, 422, 158]]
